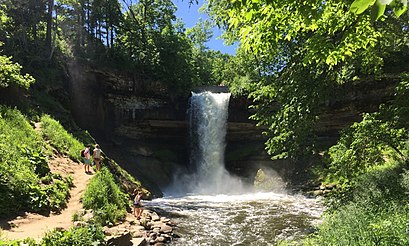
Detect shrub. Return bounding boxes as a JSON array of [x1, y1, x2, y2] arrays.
[[326, 113, 405, 190], [0, 238, 37, 246], [0, 107, 73, 216], [41, 224, 105, 246], [301, 164, 409, 246], [0, 55, 35, 89], [82, 168, 128, 225], [0, 106, 46, 216]]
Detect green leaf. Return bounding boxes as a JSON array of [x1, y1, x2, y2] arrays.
[[391, 0, 408, 17], [371, 0, 387, 21], [351, 0, 376, 14]]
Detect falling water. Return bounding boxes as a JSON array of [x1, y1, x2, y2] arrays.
[[188, 91, 245, 194], [148, 90, 325, 245]]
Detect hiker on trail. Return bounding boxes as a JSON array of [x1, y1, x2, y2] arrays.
[[133, 190, 144, 219], [82, 144, 92, 174], [93, 144, 102, 171]]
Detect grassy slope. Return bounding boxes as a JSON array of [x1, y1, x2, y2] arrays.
[[0, 94, 148, 244]]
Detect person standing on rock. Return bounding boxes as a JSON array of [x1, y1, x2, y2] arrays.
[[93, 144, 102, 171], [133, 190, 144, 219], [83, 144, 92, 174]]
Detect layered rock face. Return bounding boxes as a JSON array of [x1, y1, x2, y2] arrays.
[[67, 62, 399, 194], [67, 62, 277, 194]]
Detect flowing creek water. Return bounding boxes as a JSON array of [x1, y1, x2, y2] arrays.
[[145, 91, 325, 245], [145, 192, 324, 245]]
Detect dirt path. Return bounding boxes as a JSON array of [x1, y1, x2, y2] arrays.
[[0, 156, 93, 241]]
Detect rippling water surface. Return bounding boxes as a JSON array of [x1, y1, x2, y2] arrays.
[[144, 192, 324, 245]]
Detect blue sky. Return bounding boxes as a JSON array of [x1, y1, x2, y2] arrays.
[[173, 0, 237, 55]]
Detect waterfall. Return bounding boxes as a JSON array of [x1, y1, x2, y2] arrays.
[[188, 91, 244, 194]]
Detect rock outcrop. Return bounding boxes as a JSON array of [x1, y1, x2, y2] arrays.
[[67, 62, 400, 195]]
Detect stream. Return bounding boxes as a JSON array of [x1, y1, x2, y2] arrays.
[[144, 91, 324, 245], [145, 192, 324, 245]]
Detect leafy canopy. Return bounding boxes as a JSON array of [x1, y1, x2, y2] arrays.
[[208, 0, 409, 159]]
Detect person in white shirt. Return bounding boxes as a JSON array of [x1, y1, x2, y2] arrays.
[[93, 144, 102, 171]]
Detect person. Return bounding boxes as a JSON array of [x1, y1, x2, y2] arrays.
[[133, 190, 143, 219], [93, 144, 102, 171], [83, 144, 92, 174]]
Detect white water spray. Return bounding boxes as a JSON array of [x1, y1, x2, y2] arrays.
[[188, 91, 245, 194]]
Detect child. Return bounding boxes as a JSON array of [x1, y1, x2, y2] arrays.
[[83, 144, 92, 173]]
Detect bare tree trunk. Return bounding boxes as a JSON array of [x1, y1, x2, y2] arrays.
[[110, 27, 114, 47], [46, 0, 54, 56], [106, 25, 110, 48]]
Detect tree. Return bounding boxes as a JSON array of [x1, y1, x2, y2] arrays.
[[207, 0, 409, 160], [0, 55, 35, 89]]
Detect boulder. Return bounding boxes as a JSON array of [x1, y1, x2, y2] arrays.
[[159, 224, 172, 234], [106, 231, 132, 246], [131, 238, 147, 246]]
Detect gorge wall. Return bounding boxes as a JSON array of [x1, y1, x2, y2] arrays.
[[67, 61, 400, 194]]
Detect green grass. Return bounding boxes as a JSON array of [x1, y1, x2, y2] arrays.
[[40, 114, 84, 162], [293, 162, 409, 246], [0, 106, 72, 216], [82, 167, 128, 225]]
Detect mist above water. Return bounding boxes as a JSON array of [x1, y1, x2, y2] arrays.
[[154, 91, 324, 245], [168, 91, 255, 195]]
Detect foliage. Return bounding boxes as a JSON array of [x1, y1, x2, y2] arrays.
[[350, 0, 407, 20], [82, 167, 128, 225], [208, 0, 409, 159], [40, 224, 105, 246], [300, 164, 409, 246], [326, 113, 406, 188], [0, 106, 72, 217], [381, 73, 409, 129], [0, 238, 37, 246], [40, 114, 84, 162], [0, 55, 35, 89]]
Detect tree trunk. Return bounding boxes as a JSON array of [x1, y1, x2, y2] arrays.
[[46, 0, 54, 52], [110, 27, 114, 47]]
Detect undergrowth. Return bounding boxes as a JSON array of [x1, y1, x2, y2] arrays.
[[0, 106, 72, 216], [40, 114, 84, 162], [82, 167, 128, 225], [301, 163, 409, 246]]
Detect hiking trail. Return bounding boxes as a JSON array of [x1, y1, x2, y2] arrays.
[[0, 155, 92, 241]]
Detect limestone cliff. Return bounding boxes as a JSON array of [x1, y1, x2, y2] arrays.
[[67, 61, 400, 195]]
